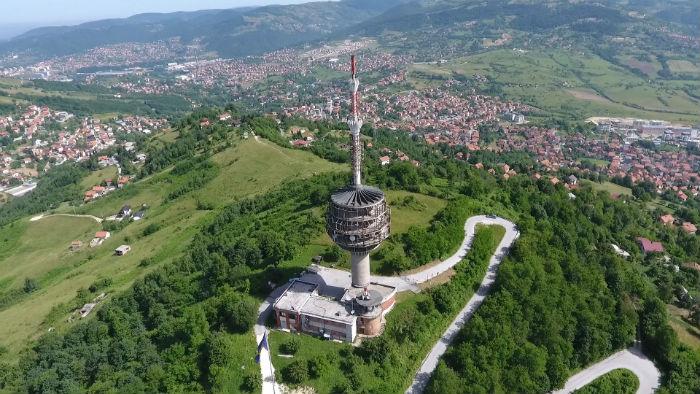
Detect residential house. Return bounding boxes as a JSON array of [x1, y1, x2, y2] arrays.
[[659, 214, 675, 226], [682, 222, 697, 234], [637, 237, 665, 254]]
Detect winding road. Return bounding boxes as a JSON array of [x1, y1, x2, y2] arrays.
[[255, 215, 661, 394], [552, 346, 660, 394], [405, 216, 518, 394]]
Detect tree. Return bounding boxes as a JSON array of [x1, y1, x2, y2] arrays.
[[426, 361, 464, 394], [213, 289, 257, 333], [690, 304, 700, 327], [242, 374, 261, 392], [354, 336, 393, 364], [387, 162, 420, 189]]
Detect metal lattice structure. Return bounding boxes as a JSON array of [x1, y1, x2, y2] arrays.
[[326, 55, 390, 287]]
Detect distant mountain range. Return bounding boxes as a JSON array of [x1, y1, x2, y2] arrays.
[[0, 0, 411, 60], [0, 0, 696, 62]]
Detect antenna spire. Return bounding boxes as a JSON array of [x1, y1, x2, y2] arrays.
[[348, 54, 363, 186]]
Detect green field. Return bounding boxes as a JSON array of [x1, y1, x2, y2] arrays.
[[668, 305, 700, 352], [0, 137, 344, 360], [668, 60, 700, 74], [79, 166, 119, 189], [386, 190, 447, 234], [410, 49, 700, 124], [582, 180, 633, 196]]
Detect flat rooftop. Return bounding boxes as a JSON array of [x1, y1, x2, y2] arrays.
[[301, 295, 357, 325], [273, 280, 318, 313], [273, 279, 357, 325]]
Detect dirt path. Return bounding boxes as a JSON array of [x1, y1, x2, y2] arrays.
[[30, 213, 103, 223]]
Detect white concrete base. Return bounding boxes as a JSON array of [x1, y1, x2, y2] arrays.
[[351, 253, 371, 288]]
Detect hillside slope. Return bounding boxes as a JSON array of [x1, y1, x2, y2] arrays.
[[0, 137, 343, 361]]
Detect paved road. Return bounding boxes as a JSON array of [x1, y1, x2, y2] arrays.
[[405, 216, 519, 394], [552, 346, 660, 394], [255, 215, 518, 394]]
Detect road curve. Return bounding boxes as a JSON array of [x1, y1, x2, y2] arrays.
[[405, 216, 519, 394], [552, 346, 661, 394], [255, 215, 519, 394]]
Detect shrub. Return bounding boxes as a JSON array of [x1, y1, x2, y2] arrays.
[[241, 373, 261, 392], [323, 245, 343, 262], [88, 278, 113, 293], [280, 337, 300, 355], [139, 258, 154, 267], [282, 359, 308, 384], [23, 278, 38, 293], [307, 355, 329, 379], [142, 223, 161, 237]]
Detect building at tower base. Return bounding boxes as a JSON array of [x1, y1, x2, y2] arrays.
[[272, 272, 397, 342]]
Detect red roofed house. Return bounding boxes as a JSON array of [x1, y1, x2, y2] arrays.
[[117, 176, 130, 188], [682, 222, 697, 234], [659, 214, 675, 226], [292, 139, 311, 148], [90, 231, 111, 248], [84, 190, 96, 202], [636, 237, 664, 254], [677, 190, 688, 202], [379, 156, 391, 166]]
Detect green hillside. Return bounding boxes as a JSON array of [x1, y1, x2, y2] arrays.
[[410, 49, 700, 124], [0, 137, 343, 360]]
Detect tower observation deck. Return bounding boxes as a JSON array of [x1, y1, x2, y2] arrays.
[[326, 55, 390, 288]]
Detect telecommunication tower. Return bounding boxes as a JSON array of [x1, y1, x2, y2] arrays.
[[326, 55, 390, 288]]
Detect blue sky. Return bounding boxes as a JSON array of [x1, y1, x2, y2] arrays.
[[2, 0, 311, 24]]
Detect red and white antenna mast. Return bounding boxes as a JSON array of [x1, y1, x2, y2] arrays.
[[348, 54, 363, 187]]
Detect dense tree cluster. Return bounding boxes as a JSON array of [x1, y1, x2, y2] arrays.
[[425, 176, 700, 393], [0, 163, 86, 227], [573, 368, 638, 394]]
